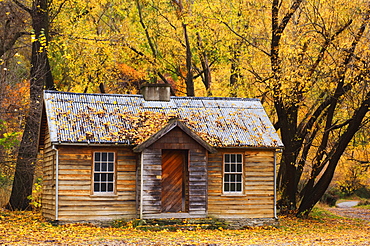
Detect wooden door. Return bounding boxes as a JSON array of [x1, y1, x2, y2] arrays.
[[161, 150, 188, 213]]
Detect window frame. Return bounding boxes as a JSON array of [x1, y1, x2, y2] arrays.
[[92, 151, 116, 195], [222, 153, 244, 195]]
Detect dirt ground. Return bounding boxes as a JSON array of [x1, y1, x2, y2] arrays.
[[327, 201, 370, 222]]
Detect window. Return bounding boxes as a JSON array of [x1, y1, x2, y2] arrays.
[[223, 153, 243, 193], [93, 152, 115, 193]]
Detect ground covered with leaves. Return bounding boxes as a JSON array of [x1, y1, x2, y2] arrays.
[[0, 208, 369, 245]]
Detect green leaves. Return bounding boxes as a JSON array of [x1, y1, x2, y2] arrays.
[[0, 120, 20, 150]]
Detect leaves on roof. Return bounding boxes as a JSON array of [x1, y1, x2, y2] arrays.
[[45, 92, 283, 148]]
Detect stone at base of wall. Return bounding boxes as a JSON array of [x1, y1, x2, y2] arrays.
[[50, 220, 113, 227], [50, 217, 279, 230], [222, 218, 279, 229]]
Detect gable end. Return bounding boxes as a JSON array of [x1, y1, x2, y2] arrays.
[[132, 119, 217, 153]]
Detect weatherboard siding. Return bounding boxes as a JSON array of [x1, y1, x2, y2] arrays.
[[41, 128, 56, 220], [207, 149, 275, 219], [140, 148, 162, 215], [47, 145, 137, 221]]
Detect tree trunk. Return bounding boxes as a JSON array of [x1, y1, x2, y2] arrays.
[[275, 104, 302, 210], [7, 0, 53, 210], [196, 32, 212, 96], [171, 0, 195, 97], [229, 45, 241, 98], [270, 0, 307, 210], [298, 91, 370, 217], [296, 12, 369, 216], [183, 23, 194, 97]]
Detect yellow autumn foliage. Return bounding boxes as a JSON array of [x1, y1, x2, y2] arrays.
[[0, 209, 369, 245]]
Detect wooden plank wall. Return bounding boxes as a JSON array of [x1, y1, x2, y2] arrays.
[[188, 148, 207, 215], [51, 145, 137, 221], [140, 148, 162, 215], [141, 127, 207, 218], [208, 149, 275, 219], [41, 128, 56, 220], [41, 127, 275, 221]]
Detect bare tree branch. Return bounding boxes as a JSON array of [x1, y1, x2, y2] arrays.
[[222, 21, 270, 57], [11, 0, 31, 14], [0, 31, 30, 58]]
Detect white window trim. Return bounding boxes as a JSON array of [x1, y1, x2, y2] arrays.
[[223, 153, 244, 194], [92, 151, 116, 195]]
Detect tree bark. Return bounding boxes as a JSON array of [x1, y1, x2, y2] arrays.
[[229, 42, 242, 98], [183, 23, 194, 97], [297, 13, 369, 216], [7, 0, 54, 210], [298, 90, 370, 216], [0, 1, 29, 58], [271, 0, 303, 210], [196, 32, 211, 96]]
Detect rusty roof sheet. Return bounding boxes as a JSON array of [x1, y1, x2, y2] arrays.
[[43, 90, 283, 148]]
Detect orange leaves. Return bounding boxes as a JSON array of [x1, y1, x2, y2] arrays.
[[119, 110, 172, 144], [2, 82, 29, 115], [116, 63, 145, 82], [54, 106, 173, 144]]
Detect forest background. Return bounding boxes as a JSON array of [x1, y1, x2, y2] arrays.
[[0, 0, 370, 217]]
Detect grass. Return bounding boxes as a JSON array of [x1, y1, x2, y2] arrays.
[[356, 200, 370, 209], [309, 206, 345, 221], [335, 196, 370, 209], [357, 204, 370, 209], [0, 207, 369, 245]]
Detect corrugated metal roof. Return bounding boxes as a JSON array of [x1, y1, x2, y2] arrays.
[[43, 90, 283, 148]]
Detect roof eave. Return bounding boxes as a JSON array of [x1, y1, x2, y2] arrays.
[[216, 145, 284, 150], [51, 141, 130, 147]]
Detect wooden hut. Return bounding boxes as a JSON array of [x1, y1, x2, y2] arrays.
[[39, 85, 283, 227]]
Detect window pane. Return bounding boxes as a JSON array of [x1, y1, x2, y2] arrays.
[[94, 183, 100, 192], [237, 154, 242, 163], [94, 173, 100, 181], [108, 183, 113, 192], [94, 163, 100, 172], [231, 154, 236, 162], [95, 152, 100, 161], [101, 183, 107, 192], [225, 174, 229, 182], [108, 152, 114, 161], [237, 174, 242, 182], [108, 163, 114, 172], [225, 164, 230, 172], [231, 174, 235, 182], [236, 183, 242, 191], [225, 154, 230, 163], [108, 173, 114, 181], [231, 164, 236, 172], [102, 163, 107, 172], [237, 164, 242, 172], [224, 183, 229, 192], [102, 152, 107, 161], [101, 174, 107, 181], [230, 183, 235, 191]]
